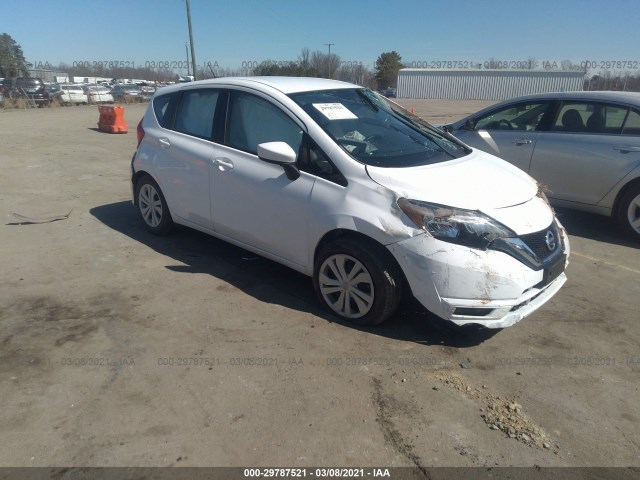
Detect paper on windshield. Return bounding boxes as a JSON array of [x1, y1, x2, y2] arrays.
[[313, 103, 358, 120]]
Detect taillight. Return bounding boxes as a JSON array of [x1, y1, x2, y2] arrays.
[[136, 120, 145, 147]]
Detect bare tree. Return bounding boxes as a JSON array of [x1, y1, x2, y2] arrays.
[[298, 48, 311, 73]]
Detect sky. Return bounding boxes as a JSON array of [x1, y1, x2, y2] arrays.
[[5, 0, 640, 74]]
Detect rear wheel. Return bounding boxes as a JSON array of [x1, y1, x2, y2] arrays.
[[313, 238, 402, 326], [135, 176, 174, 235], [618, 184, 640, 240]]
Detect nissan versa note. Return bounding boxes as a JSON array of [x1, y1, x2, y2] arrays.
[[131, 77, 569, 329]]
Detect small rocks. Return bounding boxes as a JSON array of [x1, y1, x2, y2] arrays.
[[543, 442, 551, 449], [459, 363, 467, 369], [433, 372, 551, 451], [432, 386, 440, 391], [507, 403, 522, 412]]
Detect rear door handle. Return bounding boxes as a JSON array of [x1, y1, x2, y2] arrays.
[[614, 145, 640, 153], [513, 139, 533, 145], [213, 157, 234, 170], [158, 137, 171, 148]]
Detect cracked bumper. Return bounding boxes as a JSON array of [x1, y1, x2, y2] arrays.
[[387, 232, 569, 329]]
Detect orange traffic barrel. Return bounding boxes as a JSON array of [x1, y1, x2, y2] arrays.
[[98, 105, 128, 134]]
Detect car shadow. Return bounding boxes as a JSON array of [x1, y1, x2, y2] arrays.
[[90, 201, 498, 348], [554, 207, 638, 249]]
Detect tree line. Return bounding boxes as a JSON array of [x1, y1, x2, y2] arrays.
[[3, 33, 640, 92]]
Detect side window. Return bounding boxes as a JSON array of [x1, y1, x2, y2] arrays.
[[553, 102, 626, 134], [226, 91, 303, 156], [475, 102, 551, 131], [622, 109, 640, 136], [153, 92, 180, 129], [174, 89, 219, 139]]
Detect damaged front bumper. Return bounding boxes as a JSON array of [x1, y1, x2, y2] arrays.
[[387, 229, 570, 329]]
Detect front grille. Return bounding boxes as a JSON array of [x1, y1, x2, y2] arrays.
[[519, 222, 561, 264], [453, 307, 494, 317], [489, 221, 564, 270]]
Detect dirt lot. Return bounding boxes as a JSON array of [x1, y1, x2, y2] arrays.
[[1, 101, 639, 469]]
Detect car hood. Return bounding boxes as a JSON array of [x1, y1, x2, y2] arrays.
[[366, 149, 552, 235]]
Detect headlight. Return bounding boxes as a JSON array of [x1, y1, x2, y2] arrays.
[[397, 198, 515, 249]]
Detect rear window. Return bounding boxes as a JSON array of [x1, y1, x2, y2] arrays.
[[16, 78, 42, 87], [175, 89, 220, 139], [153, 92, 180, 129], [553, 102, 627, 134]]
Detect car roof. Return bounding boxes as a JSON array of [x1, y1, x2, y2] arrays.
[[492, 90, 640, 105], [158, 76, 357, 95]]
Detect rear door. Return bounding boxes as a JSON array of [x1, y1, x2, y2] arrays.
[[209, 89, 315, 268], [152, 88, 224, 229], [454, 100, 554, 173], [530, 101, 640, 205]]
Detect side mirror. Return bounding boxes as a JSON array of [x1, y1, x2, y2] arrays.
[[257, 141, 300, 181]]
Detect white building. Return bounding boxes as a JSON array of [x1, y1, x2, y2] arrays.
[[397, 69, 585, 100]]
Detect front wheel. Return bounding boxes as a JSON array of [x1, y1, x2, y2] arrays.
[[618, 185, 640, 240], [135, 176, 174, 234], [313, 238, 402, 326]]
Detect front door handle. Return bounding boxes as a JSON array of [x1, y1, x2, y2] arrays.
[[614, 145, 640, 153], [213, 157, 234, 170], [158, 137, 171, 148], [513, 139, 533, 145]]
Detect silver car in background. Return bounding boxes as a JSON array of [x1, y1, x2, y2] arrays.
[[444, 92, 640, 239]]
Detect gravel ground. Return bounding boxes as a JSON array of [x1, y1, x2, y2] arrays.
[[0, 101, 639, 469]]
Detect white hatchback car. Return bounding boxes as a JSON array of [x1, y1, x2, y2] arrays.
[[132, 77, 569, 329]]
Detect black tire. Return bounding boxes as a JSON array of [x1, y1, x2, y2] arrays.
[[313, 237, 402, 326], [618, 184, 640, 240], [135, 175, 174, 235]]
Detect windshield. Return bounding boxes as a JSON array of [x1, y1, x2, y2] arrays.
[[289, 88, 470, 167], [16, 78, 41, 87]]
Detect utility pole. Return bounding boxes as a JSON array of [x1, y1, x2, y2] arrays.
[[185, 43, 190, 76], [186, 0, 197, 80], [324, 43, 334, 79]]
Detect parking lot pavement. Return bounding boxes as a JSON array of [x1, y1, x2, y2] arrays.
[[0, 103, 639, 467]]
